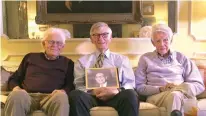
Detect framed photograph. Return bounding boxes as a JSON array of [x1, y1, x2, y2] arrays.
[[35, 1, 142, 24], [85, 68, 119, 89], [142, 2, 154, 15]]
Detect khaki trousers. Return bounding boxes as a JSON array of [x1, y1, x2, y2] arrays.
[[147, 83, 197, 116], [3, 90, 69, 116]]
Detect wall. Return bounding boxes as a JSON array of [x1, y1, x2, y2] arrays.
[[0, 1, 2, 35], [171, 1, 206, 58]]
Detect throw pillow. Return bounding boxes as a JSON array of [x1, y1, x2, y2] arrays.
[[192, 59, 206, 99], [1, 66, 11, 91]]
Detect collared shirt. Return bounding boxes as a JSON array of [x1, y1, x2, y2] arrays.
[[135, 50, 205, 96], [44, 52, 59, 60], [74, 49, 135, 92], [156, 50, 173, 64]]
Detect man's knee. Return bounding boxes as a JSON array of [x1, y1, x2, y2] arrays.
[[52, 91, 68, 104], [8, 90, 30, 101], [69, 90, 85, 100], [170, 91, 184, 100], [118, 89, 138, 102]]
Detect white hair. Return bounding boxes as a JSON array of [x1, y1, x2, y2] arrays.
[[90, 22, 112, 36], [151, 24, 173, 42], [42, 28, 67, 44]]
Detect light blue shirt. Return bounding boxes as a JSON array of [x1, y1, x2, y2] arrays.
[[74, 49, 135, 92], [135, 50, 205, 96]]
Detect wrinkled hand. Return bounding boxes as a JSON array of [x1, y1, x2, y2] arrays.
[[159, 83, 176, 92], [51, 89, 66, 95], [12, 86, 27, 93], [92, 88, 102, 96], [93, 87, 119, 101], [165, 83, 176, 90]]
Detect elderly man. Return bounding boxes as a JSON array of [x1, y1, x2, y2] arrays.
[[135, 24, 205, 116], [4, 28, 74, 116], [69, 22, 139, 116]]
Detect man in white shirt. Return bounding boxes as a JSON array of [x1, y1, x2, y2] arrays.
[[69, 22, 139, 116]]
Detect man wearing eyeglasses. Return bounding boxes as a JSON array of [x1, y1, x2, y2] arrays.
[[4, 28, 75, 116], [69, 22, 139, 116]]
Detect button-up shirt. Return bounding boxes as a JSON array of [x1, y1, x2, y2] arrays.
[[135, 50, 205, 96], [74, 49, 135, 92]]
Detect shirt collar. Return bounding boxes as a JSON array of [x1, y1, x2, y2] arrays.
[[44, 52, 59, 60], [95, 49, 110, 59], [154, 49, 174, 59]]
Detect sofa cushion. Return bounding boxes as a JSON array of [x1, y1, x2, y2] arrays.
[[1, 63, 18, 91], [192, 59, 206, 99], [90, 102, 165, 116], [139, 102, 158, 109], [197, 65, 206, 88], [90, 107, 118, 116], [31, 110, 47, 116], [197, 91, 206, 99], [198, 99, 206, 110], [1, 67, 11, 91], [192, 59, 206, 87]]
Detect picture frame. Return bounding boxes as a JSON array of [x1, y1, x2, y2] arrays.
[[85, 68, 119, 89], [142, 2, 154, 15], [35, 1, 142, 24]]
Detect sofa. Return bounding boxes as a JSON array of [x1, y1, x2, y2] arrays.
[[1, 58, 206, 116]]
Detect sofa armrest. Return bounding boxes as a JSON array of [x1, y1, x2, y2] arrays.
[[192, 58, 206, 99], [1, 91, 11, 96], [0, 95, 8, 104], [197, 91, 206, 99]]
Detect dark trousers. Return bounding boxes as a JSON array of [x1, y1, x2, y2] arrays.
[[69, 89, 139, 116]]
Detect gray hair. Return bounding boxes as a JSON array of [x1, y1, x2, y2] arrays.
[[90, 22, 112, 36], [42, 28, 67, 44], [151, 24, 173, 42]]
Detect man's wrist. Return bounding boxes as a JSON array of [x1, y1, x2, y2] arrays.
[[118, 87, 125, 92]]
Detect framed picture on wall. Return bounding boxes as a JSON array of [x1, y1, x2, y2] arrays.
[[35, 1, 142, 24], [85, 68, 119, 89], [142, 2, 154, 15]]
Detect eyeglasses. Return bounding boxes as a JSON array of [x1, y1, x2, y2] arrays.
[[46, 40, 64, 46], [92, 33, 109, 38]]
